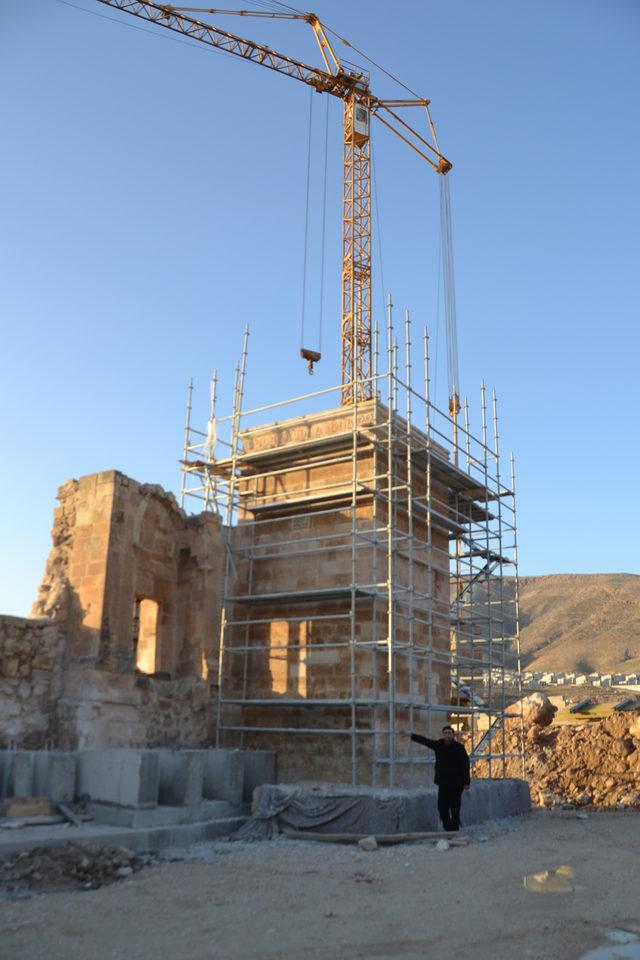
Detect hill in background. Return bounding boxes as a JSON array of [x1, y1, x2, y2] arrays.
[[514, 574, 640, 674]]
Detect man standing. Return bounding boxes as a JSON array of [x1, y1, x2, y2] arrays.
[[409, 725, 471, 831]]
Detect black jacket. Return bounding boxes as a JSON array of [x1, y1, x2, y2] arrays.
[[410, 734, 471, 788]]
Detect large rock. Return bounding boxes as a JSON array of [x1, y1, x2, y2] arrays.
[[522, 693, 557, 728]]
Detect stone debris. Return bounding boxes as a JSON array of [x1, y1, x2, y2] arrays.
[[0, 842, 155, 895], [357, 836, 378, 852], [435, 839, 450, 851], [353, 871, 377, 883], [470, 699, 640, 809]]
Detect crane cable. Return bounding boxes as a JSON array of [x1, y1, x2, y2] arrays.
[[439, 174, 460, 417], [300, 89, 329, 371], [300, 87, 314, 350], [433, 218, 442, 405], [317, 94, 329, 355]]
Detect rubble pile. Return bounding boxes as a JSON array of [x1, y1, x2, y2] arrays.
[[0, 842, 151, 894], [471, 697, 640, 809]]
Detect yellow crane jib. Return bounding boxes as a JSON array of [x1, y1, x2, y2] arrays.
[[95, 1, 452, 404]]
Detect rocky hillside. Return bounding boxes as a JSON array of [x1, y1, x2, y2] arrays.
[[514, 574, 640, 674]]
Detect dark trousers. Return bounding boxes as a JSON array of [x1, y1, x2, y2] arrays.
[[437, 783, 464, 831]]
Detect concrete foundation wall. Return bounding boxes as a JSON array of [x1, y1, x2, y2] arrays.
[[0, 749, 76, 803], [1, 747, 274, 820]]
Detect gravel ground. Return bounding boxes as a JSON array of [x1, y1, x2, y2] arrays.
[[1, 810, 640, 960]]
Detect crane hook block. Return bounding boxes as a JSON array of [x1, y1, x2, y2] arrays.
[[300, 348, 321, 375]]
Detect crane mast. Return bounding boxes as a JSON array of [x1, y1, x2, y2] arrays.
[[342, 91, 371, 403], [94, 1, 452, 403]]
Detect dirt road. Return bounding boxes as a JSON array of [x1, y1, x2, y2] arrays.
[[2, 811, 640, 960]]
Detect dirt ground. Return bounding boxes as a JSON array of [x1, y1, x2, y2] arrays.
[[2, 810, 640, 960]]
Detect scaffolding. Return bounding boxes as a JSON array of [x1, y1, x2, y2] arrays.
[[180, 304, 523, 787]]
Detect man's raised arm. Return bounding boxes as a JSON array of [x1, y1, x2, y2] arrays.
[[409, 733, 439, 750]]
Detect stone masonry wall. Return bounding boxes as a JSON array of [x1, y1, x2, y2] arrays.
[[54, 667, 215, 751], [31, 472, 225, 681], [0, 616, 66, 748]]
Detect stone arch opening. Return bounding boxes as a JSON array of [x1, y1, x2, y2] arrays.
[[133, 597, 160, 674]]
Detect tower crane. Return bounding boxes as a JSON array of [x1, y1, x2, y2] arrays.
[[95, 1, 453, 404]]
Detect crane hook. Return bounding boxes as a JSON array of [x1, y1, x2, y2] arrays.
[[300, 348, 321, 375]]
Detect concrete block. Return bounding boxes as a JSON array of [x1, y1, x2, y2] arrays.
[[77, 749, 159, 808], [9, 753, 35, 798], [195, 799, 233, 821], [243, 750, 277, 802], [0, 816, 249, 859], [401, 793, 440, 832], [33, 752, 76, 804], [158, 750, 204, 806], [89, 802, 185, 828], [202, 750, 244, 807], [0, 751, 14, 798], [89, 798, 232, 828]]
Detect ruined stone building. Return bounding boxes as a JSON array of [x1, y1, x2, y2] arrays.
[[2, 472, 223, 753]]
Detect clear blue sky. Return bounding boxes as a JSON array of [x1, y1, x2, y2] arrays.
[[1, 0, 638, 616]]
